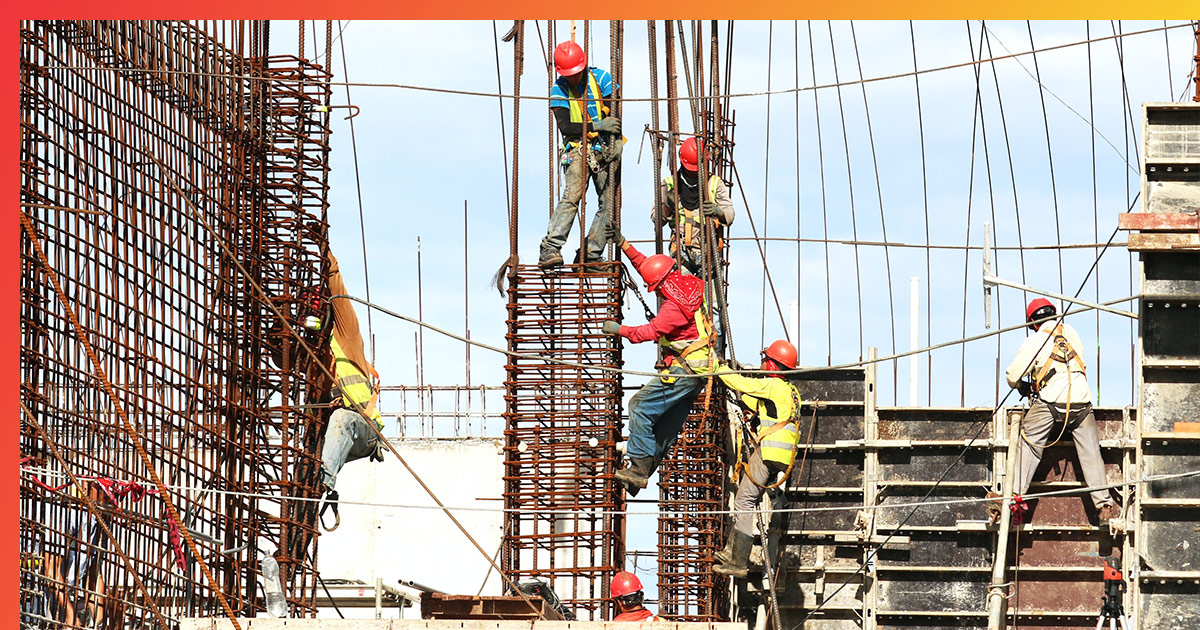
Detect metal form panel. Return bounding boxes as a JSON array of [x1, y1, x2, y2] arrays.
[[657, 385, 730, 621], [1132, 103, 1200, 629], [20, 20, 335, 627], [762, 357, 1140, 629], [501, 264, 626, 621]]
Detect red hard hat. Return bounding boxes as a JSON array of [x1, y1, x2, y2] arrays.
[[638, 254, 675, 292], [679, 137, 702, 171], [1025, 298, 1055, 322], [553, 41, 587, 76], [611, 571, 643, 598], [762, 339, 798, 370]]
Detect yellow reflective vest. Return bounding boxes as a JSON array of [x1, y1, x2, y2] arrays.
[[331, 336, 383, 429], [564, 71, 606, 151], [716, 371, 801, 467]]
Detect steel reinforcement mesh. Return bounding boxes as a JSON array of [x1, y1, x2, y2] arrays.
[[20, 20, 334, 627], [502, 264, 627, 620], [657, 385, 731, 621]]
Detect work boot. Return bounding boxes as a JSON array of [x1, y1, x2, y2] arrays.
[[985, 491, 1003, 525], [714, 537, 736, 566], [615, 457, 654, 494], [1097, 503, 1118, 526], [713, 529, 755, 578], [539, 252, 564, 269]]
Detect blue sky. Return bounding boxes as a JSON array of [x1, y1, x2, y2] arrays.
[[278, 18, 1195, 603], [296, 20, 1196, 415]]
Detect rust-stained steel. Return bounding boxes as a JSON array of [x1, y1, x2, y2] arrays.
[[656, 385, 730, 621], [502, 264, 626, 621], [20, 20, 335, 627]]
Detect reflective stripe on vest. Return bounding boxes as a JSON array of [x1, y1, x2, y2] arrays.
[[658, 308, 712, 373], [331, 336, 382, 427], [754, 382, 801, 467], [564, 71, 606, 151], [664, 175, 722, 248]]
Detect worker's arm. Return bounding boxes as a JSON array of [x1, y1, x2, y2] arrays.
[[651, 182, 674, 228], [619, 300, 690, 344], [715, 364, 774, 398], [713, 179, 735, 226], [1004, 333, 1045, 388], [621, 240, 648, 268], [551, 99, 616, 139]]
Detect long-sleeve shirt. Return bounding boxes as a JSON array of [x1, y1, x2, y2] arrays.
[[617, 242, 700, 344], [1005, 321, 1090, 406], [651, 175, 735, 228], [717, 368, 801, 466]]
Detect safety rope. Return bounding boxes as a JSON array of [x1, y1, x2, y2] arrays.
[[733, 387, 809, 490]]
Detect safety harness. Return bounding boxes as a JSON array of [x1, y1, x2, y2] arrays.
[[734, 381, 804, 489], [564, 70, 607, 152], [1022, 323, 1088, 448], [664, 174, 723, 250]]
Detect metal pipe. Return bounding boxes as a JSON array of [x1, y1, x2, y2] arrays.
[[910, 276, 919, 406]]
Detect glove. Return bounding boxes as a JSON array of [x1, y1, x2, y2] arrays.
[[605, 222, 626, 248], [593, 116, 621, 134], [602, 320, 622, 335], [701, 200, 722, 219], [1016, 379, 1033, 399]]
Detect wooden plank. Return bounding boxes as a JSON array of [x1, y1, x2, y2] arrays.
[[1175, 421, 1200, 433], [1118, 211, 1199, 231], [1128, 232, 1200, 251]]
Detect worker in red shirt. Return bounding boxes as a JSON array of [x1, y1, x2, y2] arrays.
[[602, 225, 713, 496], [611, 571, 658, 621]]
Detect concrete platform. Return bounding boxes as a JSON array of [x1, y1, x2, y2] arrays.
[[183, 620, 747, 630]]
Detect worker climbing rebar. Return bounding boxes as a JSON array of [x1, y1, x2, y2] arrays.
[[539, 40, 624, 269], [609, 571, 659, 621], [314, 251, 387, 530], [603, 224, 713, 496], [990, 298, 1118, 527], [652, 136, 735, 277], [711, 340, 802, 578]]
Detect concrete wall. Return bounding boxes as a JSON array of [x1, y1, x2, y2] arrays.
[[316, 437, 506, 618]]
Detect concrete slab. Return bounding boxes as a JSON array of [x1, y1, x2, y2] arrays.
[[181, 620, 747, 630]]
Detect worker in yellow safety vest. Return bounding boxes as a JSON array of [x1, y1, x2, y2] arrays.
[[713, 340, 802, 578], [539, 41, 624, 269], [316, 251, 385, 530], [652, 136, 735, 277]]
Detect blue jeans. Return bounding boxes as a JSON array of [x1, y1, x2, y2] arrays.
[[626, 364, 706, 462], [319, 408, 380, 490], [540, 148, 621, 261]]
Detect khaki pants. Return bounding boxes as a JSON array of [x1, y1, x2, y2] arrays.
[[732, 448, 787, 536], [1015, 400, 1113, 508]]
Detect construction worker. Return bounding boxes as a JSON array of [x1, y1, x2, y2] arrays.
[[539, 41, 623, 269], [712, 341, 801, 578], [317, 251, 386, 527], [602, 225, 712, 496], [652, 137, 735, 277], [995, 298, 1117, 525], [610, 571, 658, 621]]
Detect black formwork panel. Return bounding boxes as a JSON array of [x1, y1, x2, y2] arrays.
[[803, 403, 868, 443], [878, 447, 990, 483], [791, 368, 866, 403], [1141, 368, 1200, 433], [877, 569, 990, 612], [1142, 507, 1200, 572], [875, 531, 993, 569], [876, 487, 992, 529], [785, 491, 864, 532], [877, 409, 992, 441], [1140, 580, 1200, 628]]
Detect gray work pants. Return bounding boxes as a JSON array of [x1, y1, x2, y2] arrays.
[[1015, 400, 1113, 508], [319, 408, 380, 490], [733, 448, 787, 536], [540, 148, 620, 261]]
